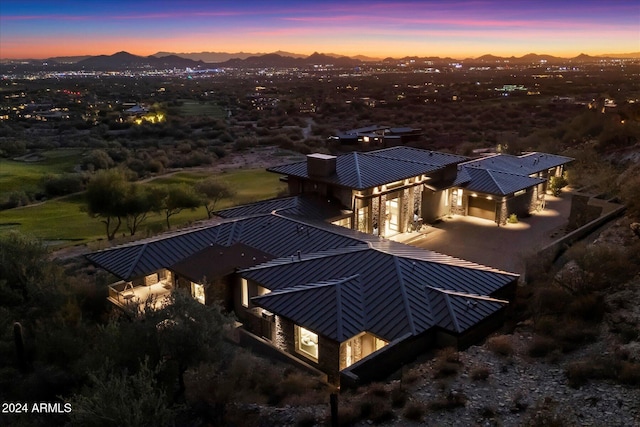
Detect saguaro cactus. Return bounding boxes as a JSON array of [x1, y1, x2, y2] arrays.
[[13, 322, 27, 372]]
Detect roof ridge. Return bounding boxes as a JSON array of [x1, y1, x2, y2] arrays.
[[393, 255, 417, 335], [256, 274, 360, 297], [443, 293, 461, 333], [486, 168, 507, 195], [125, 243, 148, 279], [239, 245, 369, 272], [458, 153, 500, 166], [352, 152, 363, 189], [335, 275, 344, 341], [426, 286, 509, 303]]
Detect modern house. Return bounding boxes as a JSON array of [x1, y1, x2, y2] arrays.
[[330, 125, 423, 145], [86, 146, 571, 386], [87, 212, 517, 385], [264, 147, 572, 233]]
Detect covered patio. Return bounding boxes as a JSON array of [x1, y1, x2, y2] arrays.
[[108, 278, 173, 311]]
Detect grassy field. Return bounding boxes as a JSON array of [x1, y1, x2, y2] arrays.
[[0, 168, 285, 248], [176, 99, 227, 118], [0, 148, 85, 195]]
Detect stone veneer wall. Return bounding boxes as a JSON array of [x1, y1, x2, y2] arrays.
[[401, 188, 411, 232], [450, 190, 467, 216], [413, 186, 423, 217], [273, 316, 341, 384]]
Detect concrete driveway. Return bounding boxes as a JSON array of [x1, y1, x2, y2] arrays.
[[406, 193, 571, 274]]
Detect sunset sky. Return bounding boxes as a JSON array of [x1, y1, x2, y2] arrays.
[[1, 0, 638, 60]]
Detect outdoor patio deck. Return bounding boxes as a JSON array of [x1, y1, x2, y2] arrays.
[[108, 280, 173, 311]]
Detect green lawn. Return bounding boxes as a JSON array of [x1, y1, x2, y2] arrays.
[[0, 149, 85, 195], [0, 168, 286, 248]]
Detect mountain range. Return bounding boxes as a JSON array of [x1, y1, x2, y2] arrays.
[[2, 50, 638, 71]]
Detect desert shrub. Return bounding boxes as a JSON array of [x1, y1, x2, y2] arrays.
[[390, 386, 407, 408], [81, 148, 115, 171], [511, 391, 529, 413], [555, 319, 599, 351], [365, 382, 388, 398], [611, 323, 639, 344], [619, 362, 640, 385], [470, 365, 491, 381], [210, 146, 226, 158], [358, 397, 394, 423], [0, 190, 33, 209], [401, 367, 422, 386], [566, 243, 637, 292], [528, 335, 558, 358], [533, 286, 570, 316], [524, 397, 570, 427], [336, 405, 360, 427], [565, 358, 613, 388], [403, 402, 426, 421], [486, 335, 514, 357], [428, 390, 467, 411], [433, 347, 462, 378], [43, 173, 87, 197], [566, 294, 604, 322]]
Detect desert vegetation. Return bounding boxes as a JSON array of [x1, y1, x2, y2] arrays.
[[1, 62, 639, 426]]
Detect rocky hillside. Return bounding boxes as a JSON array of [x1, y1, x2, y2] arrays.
[[247, 218, 640, 426]]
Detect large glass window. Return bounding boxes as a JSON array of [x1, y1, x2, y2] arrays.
[[295, 325, 319, 361], [191, 282, 205, 305], [385, 197, 400, 235], [241, 278, 249, 307], [340, 333, 388, 370]]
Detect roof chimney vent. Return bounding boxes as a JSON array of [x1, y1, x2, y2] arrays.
[[307, 153, 337, 177]]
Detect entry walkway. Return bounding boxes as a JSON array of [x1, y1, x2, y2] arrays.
[[401, 193, 572, 274]]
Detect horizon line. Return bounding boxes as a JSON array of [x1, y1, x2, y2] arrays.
[[3, 49, 640, 62]]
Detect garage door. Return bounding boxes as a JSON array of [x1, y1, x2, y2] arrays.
[[468, 197, 496, 221]]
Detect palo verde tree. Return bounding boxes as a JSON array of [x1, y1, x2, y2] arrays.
[[195, 177, 236, 219], [123, 184, 157, 236], [152, 184, 201, 229], [85, 169, 130, 240]]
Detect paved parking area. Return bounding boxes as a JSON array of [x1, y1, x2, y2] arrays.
[[405, 193, 572, 274]]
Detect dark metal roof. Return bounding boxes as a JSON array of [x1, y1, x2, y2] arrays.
[[215, 194, 349, 221], [369, 146, 468, 166], [253, 275, 366, 342], [269, 152, 443, 190], [461, 167, 545, 196], [268, 147, 468, 191], [86, 214, 367, 280], [462, 152, 573, 176], [243, 245, 517, 343], [170, 243, 273, 283], [427, 288, 507, 334]]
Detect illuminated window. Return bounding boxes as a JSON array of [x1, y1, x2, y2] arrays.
[[296, 325, 318, 361], [375, 337, 387, 351], [191, 282, 205, 305], [332, 217, 351, 229], [457, 189, 463, 206], [444, 189, 449, 206], [241, 278, 249, 308]]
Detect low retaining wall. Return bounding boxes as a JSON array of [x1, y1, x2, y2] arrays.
[[531, 203, 626, 273]]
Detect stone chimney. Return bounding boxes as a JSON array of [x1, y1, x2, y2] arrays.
[[306, 153, 337, 177]]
